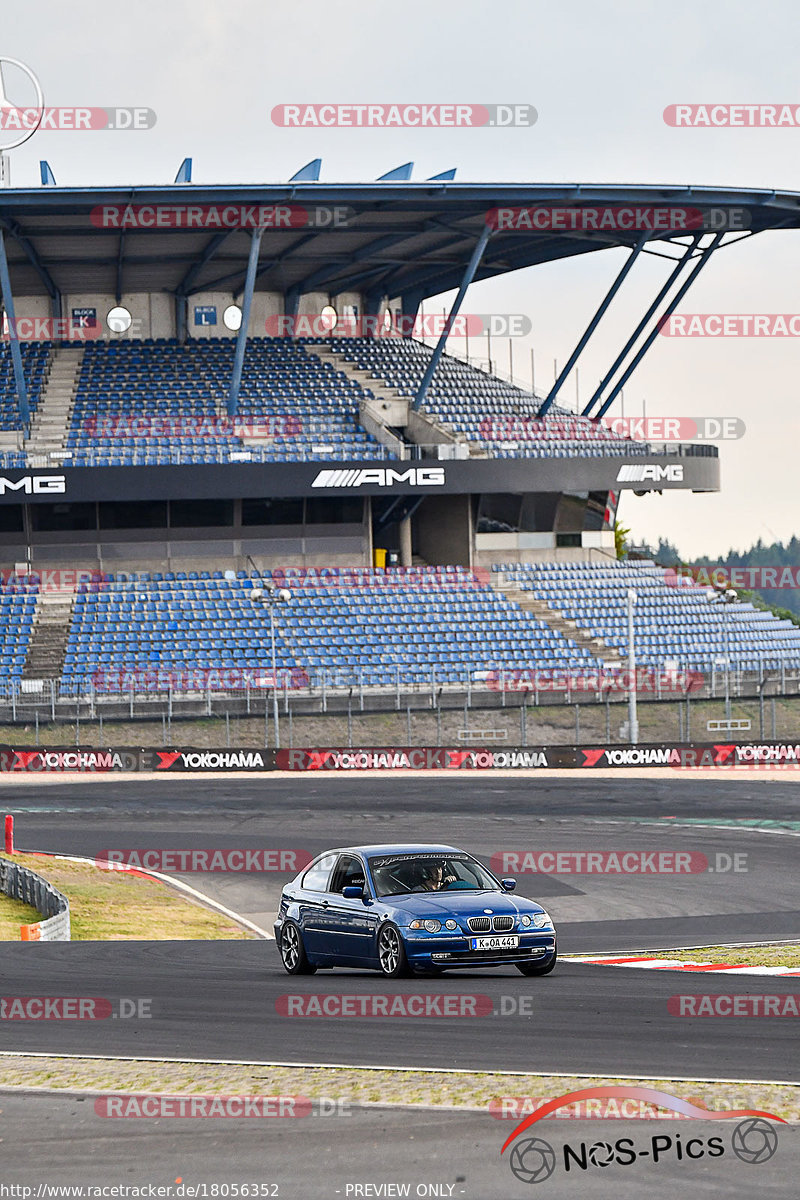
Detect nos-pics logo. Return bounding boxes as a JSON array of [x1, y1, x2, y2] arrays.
[[501, 1086, 782, 1184]]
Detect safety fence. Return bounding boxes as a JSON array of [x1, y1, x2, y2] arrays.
[[0, 856, 71, 940]]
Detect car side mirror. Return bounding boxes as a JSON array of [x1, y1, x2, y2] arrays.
[[342, 885, 364, 900], [501, 878, 517, 892]]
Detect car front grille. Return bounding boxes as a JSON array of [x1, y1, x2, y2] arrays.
[[493, 916, 515, 931], [467, 916, 491, 932]]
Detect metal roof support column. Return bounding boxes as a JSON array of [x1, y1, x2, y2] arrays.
[[582, 233, 701, 418], [538, 232, 649, 417], [411, 222, 492, 412], [227, 228, 263, 418], [0, 227, 30, 427], [595, 233, 723, 419]]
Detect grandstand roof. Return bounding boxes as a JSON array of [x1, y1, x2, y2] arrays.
[[1, 181, 799, 300]]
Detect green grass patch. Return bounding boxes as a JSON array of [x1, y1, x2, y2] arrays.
[[0, 853, 252, 941], [0, 891, 41, 938], [663, 944, 800, 968]]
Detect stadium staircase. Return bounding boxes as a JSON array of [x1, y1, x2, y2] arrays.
[[22, 588, 74, 682], [490, 568, 623, 664], [304, 340, 476, 458], [26, 344, 84, 465]]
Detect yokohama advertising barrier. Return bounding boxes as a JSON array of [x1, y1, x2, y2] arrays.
[[0, 743, 799, 771]]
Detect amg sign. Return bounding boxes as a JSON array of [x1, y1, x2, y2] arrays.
[[0, 475, 66, 495], [311, 467, 446, 489], [616, 464, 684, 483]]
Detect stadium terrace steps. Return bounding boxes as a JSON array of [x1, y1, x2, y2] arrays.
[[26, 344, 84, 461], [491, 571, 623, 662], [306, 340, 476, 458], [22, 590, 75, 682]]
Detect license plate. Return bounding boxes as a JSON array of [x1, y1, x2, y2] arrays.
[[470, 935, 519, 950]]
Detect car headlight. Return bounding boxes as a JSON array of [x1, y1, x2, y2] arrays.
[[445, 919, 458, 931], [532, 911, 553, 928], [409, 919, 442, 933], [520, 914, 532, 927]]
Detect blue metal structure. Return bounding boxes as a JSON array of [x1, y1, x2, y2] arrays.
[[0, 228, 31, 426], [411, 222, 493, 412], [538, 233, 649, 417], [226, 229, 263, 417], [0, 178, 795, 421]]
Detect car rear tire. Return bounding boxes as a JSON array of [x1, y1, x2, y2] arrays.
[[517, 948, 557, 976], [279, 920, 317, 975], [377, 923, 411, 978]]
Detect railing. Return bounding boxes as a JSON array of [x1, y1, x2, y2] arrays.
[[0, 857, 70, 941]]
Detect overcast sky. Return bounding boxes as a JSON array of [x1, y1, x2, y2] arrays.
[[2, 0, 799, 560]]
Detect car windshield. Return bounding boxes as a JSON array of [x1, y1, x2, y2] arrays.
[[368, 853, 499, 898]]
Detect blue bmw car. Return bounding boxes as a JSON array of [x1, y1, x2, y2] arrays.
[[274, 843, 557, 977]]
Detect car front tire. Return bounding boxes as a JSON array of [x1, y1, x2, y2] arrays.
[[517, 947, 557, 976], [279, 919, 317, 975], [377, 923, 411, 978]]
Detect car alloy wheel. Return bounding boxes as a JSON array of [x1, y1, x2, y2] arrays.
[[280, 920, 317, 975], [377, 923, 410, 978]]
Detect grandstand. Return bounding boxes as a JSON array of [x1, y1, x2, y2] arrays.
[[0, 176, 795, 712]]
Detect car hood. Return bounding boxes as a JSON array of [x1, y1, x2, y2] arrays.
[[378, 890, 547, 921]]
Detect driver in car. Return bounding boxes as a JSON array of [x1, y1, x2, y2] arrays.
[[420, 861, 457, 890]]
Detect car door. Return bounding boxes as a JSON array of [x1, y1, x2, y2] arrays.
[[294, 853, 338, 955], [323, 853, 380, 964]]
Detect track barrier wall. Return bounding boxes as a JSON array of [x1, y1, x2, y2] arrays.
[[0, 856, 71, 940], [0, 742, 798, 771]]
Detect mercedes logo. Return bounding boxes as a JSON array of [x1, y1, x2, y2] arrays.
[[0, 58, 44, 151]]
